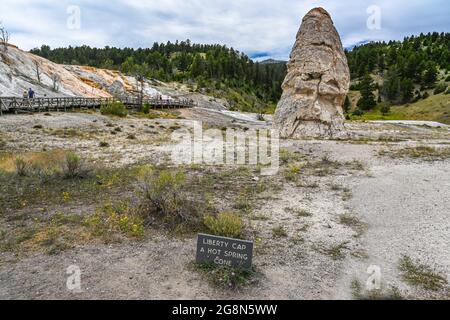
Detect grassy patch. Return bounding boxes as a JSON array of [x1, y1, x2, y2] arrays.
[[339, 213, 366, 236], [398, 255, 448, 292], [0, 156, 140, 211], [272, 225, 288, 238], [316, 242, 349, 260], [193, 263, 260, 291], [339, 213, 361, 227], [100, 101, 128, 117], [308, 155, 341, 176], [349, 93, 450, 125], [284, 207, 312, 218], [204, 212, 244, 239], [84, 202, 145, 241], [138, 108, 181, 120], [1, 212, 90, 255], [279, 149, 304, 165], [379, 146, 450, 160], [350, 279, 404, 300], [49, 128, 86, 139], [0, 149, 68, 173], [341, 188, 353, 201], [249, 213, 270, 221], [233, 193, 253, 214], [283, 163, 303, 182]]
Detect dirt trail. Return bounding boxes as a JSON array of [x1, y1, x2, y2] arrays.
[[332, 161, 450, 299]]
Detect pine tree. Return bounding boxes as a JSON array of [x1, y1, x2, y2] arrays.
[[357, 74, 377, 111], [423, 62, 438, 86], [400, 79, 414, 103], [382, 67, 401, 102]]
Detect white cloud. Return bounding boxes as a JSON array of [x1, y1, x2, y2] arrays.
[[0, 0, 449, 59]]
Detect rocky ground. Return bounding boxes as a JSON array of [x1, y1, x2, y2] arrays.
[[0, 108, 449, 300]]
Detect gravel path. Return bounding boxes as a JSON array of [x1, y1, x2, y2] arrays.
[[332, 161, 450, 299]]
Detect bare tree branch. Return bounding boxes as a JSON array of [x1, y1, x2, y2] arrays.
[[34, 61, 42, 83], [0, 21, 10, 51]]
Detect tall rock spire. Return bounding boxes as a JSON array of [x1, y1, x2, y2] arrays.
[[273, 7, 350, 138]]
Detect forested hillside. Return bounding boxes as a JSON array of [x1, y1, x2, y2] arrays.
[[30, 33, 449, 119], [30, 41, 286, 113], [345, 32, 450, 121]]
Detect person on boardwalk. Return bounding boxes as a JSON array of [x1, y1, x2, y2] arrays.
[[28, 88, 35, 99], [22, 90, 28, 99]]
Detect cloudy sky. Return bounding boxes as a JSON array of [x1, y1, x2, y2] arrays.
[[1, 0, 449, 60]]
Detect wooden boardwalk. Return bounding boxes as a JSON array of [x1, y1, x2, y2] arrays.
[[0, 96, 196, 115]]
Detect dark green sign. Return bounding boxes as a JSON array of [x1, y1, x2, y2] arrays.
[[196, 233, 253, 269]]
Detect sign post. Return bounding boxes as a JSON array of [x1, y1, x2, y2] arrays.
[[196, 233, 254, 269]]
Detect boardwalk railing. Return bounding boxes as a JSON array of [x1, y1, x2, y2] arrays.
[[123, 97, 196, 108], [0, 96, 196, 115]]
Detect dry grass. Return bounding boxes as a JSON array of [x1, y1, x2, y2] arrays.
[[350, 279, 404, 300], [272, 225, 288, 238], [316, 242, 349, 261], [284, 207, 312, 218], [399, 256, 448, 292], [0, 149, 69, 172], [379, 146, 450, 160], [339, 213, 366, 236]]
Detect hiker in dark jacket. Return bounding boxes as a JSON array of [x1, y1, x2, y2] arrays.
[[28, 88, 35, 99]]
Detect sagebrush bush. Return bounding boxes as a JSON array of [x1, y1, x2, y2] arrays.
[[14, 157, 28, 176], [30, 163, 56, 183], [204, 212, 244, 239], [139, 169, 203, 228], [100, 102, 128, 117], [63, 153, 85, 179]]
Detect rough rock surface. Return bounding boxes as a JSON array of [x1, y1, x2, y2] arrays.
[[274, 7, 350, 138]]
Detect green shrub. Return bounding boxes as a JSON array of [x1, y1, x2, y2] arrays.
[[139, 169, 203, 229], [142, 103, 151, 114], [204, 212, 244, 239], [352, 109, 364, 116], [14, 157, 28, 176], [194, 263, 259, 290], [100, 102, 128, 117], [84, 202, 144, 238], [433, 83, 447, 95], [63, 153, 86, 179], [379, 102, 391, 115]]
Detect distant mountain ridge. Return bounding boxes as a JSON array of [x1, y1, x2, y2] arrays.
[[259, 59, 286, 65]]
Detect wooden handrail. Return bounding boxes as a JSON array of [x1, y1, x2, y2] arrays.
[[0, 96, 196, 115]]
